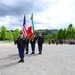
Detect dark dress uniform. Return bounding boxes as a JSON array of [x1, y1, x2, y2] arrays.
[[30, 35, 37, 54], [15, 36, 26, 63], [25, 37, 29, 54], [37, 33, 44, 54]]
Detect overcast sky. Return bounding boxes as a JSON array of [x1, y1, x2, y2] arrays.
[[0, 0, 75, 30]]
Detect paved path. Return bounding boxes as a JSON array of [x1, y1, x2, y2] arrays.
[[0, 43, 75, 75]]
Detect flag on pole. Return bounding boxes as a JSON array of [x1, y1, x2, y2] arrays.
[[27, 26, 33, 39], [30, 13, 34, 30], [22, 14, 27, 37], [27, 13, 34, 39]]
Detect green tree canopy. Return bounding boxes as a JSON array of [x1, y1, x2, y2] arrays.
[[1, 25, 7, 40]]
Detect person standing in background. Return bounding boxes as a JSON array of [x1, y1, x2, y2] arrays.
[[30, 34, 37, 54], [25, 36, 29, 54], [37, 32, 44, 54]]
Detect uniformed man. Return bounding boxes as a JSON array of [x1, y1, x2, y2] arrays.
[[30, 35, 37, 54], [25, 36, 29, 54], [14, 32, 26, 63], [37, 32, 44, 54]]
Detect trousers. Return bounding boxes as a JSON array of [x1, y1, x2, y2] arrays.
[[18, 49, 24, 58]]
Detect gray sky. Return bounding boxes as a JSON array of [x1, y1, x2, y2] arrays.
[[0, 0, 75, 30]]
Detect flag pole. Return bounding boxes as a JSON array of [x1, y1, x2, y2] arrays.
[[30, 13, 34, 31], [24, 12, 26, 16]]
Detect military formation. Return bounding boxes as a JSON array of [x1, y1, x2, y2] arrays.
[[14, 32, 44, 63], [48, 39, 75, 45]]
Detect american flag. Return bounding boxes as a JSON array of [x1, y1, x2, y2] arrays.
[[22, 14, 27, 37]]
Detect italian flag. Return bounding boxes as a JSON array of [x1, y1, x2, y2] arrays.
[[27, 13, 34, 39]]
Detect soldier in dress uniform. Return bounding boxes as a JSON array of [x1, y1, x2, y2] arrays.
[[37, 32, 44, 54], [30, 35, 37, 54], [25, 36, 29, 54], [14, 32, 26, 63]]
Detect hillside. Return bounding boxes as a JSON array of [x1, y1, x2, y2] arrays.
[[34, 29, 58, 35]]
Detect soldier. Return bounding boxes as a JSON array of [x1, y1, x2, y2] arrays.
[[14, 32, 26, 63], [37, 32, 44, 54], [25, 36, 29, 54], [30, 35, 37, 54]]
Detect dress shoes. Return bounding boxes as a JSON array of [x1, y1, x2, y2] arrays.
[[31, 52, 35, 54], [25, 52, 28, 54], [18, 59, 24, 63], [38, 52, 42, 54]]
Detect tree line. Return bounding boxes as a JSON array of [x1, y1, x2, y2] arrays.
[[0, 25, 20, 41], [0, 24, 75, 43], [56, 24, 75, 40]]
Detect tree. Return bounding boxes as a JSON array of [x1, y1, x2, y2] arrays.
[[13, 29, 20, 40], [6, 31, 13, 41], [67, 24, 74, 39], [44, 35, 51, 43], [57, 29, 63, 40], [1, 25, 7, 40], [62, 28, 67, 39]]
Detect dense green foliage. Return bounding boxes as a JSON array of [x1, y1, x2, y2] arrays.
[[57, 24, 75, 40], [0, 24, 75, 43]]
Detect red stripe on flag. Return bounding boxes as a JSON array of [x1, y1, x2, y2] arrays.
[[22, 24, 27, 37], [22, 14, 27, 37], [28, 26, 33, 39]]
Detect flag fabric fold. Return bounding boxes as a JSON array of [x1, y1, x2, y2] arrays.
[[22, 14, 27, 37], [27, 26, 33, 39], [27, 13, 34, 39]]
